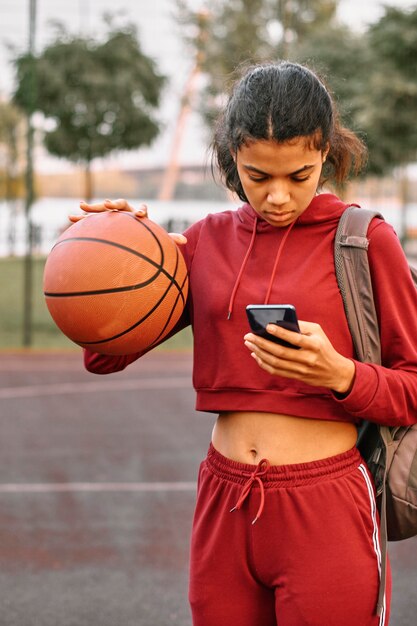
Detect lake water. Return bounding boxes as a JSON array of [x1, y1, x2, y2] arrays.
[[0, 197, 239, 257], [0, 196, 416, 257]]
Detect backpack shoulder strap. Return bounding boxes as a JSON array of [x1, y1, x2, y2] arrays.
[[334, 206, 384, 365], [335, 205, 388, 617]]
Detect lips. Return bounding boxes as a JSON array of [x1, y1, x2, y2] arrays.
[[264, 211, 293, 223]]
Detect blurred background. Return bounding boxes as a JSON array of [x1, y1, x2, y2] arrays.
[[0, 0, 416, 348], [0, 3, 417, 625]]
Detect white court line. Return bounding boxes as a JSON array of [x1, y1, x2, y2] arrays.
[[0, 482, 197, 494], [0, 376, 191, 399]]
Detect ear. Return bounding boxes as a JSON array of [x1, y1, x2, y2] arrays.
[[322, 144, 330, 163]]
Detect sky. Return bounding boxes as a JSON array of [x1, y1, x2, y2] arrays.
[[0, 0, 416, 171]]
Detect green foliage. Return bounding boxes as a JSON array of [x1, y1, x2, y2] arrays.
[[0, 257, 73, 349], [291, 25, 367, 126], [0, 102, 21, 160], [288, 4, 417, 176], [277, 0, 338, 41], [13, 20, 165, 167], [355, 6, 417, 174], [177, 0, 338, 124], [0, 102, 26, 200], [179, 1, 417, 178], [0, 256, 193, 351]]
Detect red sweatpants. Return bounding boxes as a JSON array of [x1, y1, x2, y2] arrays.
[[189, 444, 391, 626]]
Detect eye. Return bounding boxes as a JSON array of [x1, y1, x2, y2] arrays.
[[248, 175, 268, 183], [291, 175, 311, 183]]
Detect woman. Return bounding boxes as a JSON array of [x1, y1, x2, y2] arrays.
[[76, 62, 417, 626]]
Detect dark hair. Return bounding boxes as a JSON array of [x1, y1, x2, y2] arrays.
[[212, 61, 367, 201]]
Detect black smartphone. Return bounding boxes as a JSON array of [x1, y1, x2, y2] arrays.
[[246, 304, 301, 349]]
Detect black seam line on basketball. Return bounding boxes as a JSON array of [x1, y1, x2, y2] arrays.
[[52, 236, 164, 273], [78, 272, 188, 346], [45, 241, 184, 297], [148, 274, 189, 348], [123, 213, 167, 290], [44, 274, 159, 298], [122, 211, 164, 268], [51, 211, 166, 275], [52, 210, 165, 267], [76, 249, 188, 346], [170, 242, 186, 306], [77, 269, 185, 345], [148, 248, 188, 346], [44, 269, 182, 298]]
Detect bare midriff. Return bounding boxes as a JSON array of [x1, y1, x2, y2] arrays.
[[212, 411, 358, 465]]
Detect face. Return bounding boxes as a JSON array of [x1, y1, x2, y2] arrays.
[[235, 136, 328, 228]]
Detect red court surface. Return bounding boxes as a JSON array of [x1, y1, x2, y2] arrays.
[[0, 350, 415, 625]]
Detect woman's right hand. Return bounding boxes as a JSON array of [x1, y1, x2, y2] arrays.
[[69, 198, 187, 245]]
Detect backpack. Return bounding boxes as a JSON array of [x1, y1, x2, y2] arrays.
[[334, 205, 417, 616]]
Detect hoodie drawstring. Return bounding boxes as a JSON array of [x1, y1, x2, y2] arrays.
[[264, 219, 297, 304], [230, 458, 271, 524], [227, 216, 258, 319], [227, 216, 297, 319]]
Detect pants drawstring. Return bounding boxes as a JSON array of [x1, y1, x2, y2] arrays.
[[230, 458, 270, 524]]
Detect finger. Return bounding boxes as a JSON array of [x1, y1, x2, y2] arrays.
[[68, 215, 86, 223], [244, 339, 288, 365], [247, 345, 298, 377], [250, 351, 283, 375], [79, 201, 108, 212], [169, 233, 187, 245], [250, 352, 300, 379], [265, 323, 304, 348], [134, 204, 149, 218], [244, 333, 276, 352], [245, 333, 315, 375], [248, 344, 311, 385], [297, 320, 321, 335], [244, 337, 297, 371], [244, 330, 302, 353], [105, 198, 134, 212]]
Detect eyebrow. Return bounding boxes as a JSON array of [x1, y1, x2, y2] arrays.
[[243, 164, 315, 176]]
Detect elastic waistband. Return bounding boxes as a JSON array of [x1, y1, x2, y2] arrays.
[[206, 443, 362, 488]]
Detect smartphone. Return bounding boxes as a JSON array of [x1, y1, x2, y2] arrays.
[[246, 304, 301, 349]]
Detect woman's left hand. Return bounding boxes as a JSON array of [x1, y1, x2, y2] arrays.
[[244, 321, 355, 394]]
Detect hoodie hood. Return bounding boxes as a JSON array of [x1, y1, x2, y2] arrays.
[[228, 193, 356, 318], [237, 193, 355, 232]]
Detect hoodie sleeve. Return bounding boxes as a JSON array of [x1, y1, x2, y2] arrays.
[[334, 219, 417, 427]]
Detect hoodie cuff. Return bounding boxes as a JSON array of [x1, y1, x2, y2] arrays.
[[332, 360, 378, 415]]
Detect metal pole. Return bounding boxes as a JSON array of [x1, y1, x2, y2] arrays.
[[23, 0, 37, 347], [158, 10, 208, 201]]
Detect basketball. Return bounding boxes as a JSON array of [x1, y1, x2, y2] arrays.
[[43, 211, 189, 355]]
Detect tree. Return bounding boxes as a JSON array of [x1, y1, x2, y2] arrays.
[[177, 0, 338, 125], [356, 6, 417, 174], [0, 101, 25, 255], [277, 4, 417, 210], [276, 0, 338, 52], [352, 6, 417, 241], [13, 19, 165, 200], [291, 24, 369, 186]]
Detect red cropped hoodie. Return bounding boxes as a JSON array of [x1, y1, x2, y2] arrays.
[[84, 193, 417, 428]]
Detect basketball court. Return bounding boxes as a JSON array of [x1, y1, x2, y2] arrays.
[[0, 350, 415, 625]]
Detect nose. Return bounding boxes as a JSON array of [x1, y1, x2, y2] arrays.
[[266, 181, 290, 206]]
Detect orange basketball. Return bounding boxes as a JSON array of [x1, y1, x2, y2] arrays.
[[43, 211, 189, 355]]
